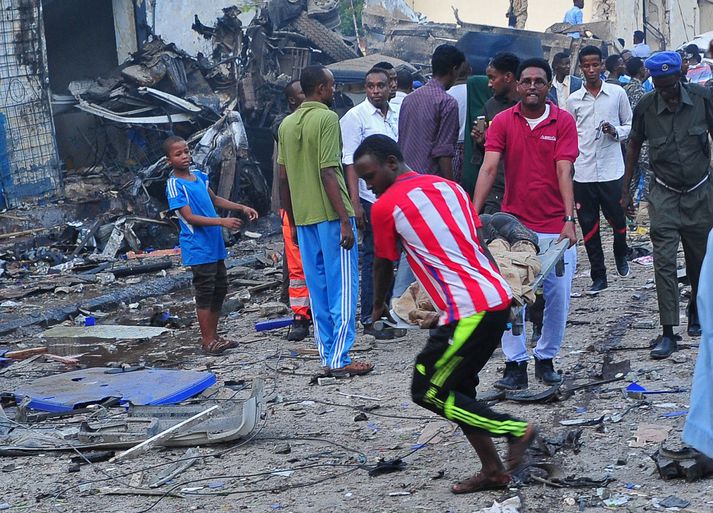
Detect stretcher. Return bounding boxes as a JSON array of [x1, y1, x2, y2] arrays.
[[374, 238, 571, 334]]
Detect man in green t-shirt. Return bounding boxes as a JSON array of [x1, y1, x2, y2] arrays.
[[278, 65, 373, 377]]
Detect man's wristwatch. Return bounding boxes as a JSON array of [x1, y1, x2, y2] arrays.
[[563, 215, 576, 223]]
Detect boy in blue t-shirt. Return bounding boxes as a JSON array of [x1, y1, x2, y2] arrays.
[[164, 135, 258, 354]]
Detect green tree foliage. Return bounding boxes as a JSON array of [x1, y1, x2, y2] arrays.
[[339, 0, 364, 37]]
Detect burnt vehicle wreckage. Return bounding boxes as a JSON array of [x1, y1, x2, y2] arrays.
[[63, 0, 359, 222]]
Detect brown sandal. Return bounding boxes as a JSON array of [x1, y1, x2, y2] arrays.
[[330, 361, 374, 377], [202, 338, 238, 355], [451, 472, 511, 494]]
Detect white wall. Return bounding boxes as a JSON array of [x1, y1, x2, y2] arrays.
[[410, 0, 594, 32], [147, 0, 259, 57]]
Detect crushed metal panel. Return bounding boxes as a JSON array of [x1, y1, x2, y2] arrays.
[[0, 0, 61, 208]]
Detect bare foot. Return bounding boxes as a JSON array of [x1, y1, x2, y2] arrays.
[[451, 471, 511, 494], [506, 424, 537, 471]]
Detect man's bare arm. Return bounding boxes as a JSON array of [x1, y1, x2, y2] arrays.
[[555, 159, 577, 247], [344, 163, 365, 229], [437, 156, 454, 180], [371, 256, 394, 322], [320, 167, 355, 250], [622, 138, 642, 212], [473, 151, 502, 212]]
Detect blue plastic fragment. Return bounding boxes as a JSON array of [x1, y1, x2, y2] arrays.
[[255, 317, 293, 332], [13, 367, 216, 413], [410, 444, 426, 450], [661, 411, 688, 418], [626, 382, 646, 393]]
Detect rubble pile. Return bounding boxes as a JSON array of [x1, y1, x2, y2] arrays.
[[61, 1, 359, 220]]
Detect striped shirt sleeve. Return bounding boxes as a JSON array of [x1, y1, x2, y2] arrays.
[[166, 178, 188, 211]]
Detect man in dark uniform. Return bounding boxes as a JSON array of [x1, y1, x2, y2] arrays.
[[623, 51, 713, 359]]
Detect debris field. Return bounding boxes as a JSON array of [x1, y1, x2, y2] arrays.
[[0, 224, 712, 513]]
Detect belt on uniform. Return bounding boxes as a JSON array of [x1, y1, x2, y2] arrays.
[[654, 173, 709, 194]]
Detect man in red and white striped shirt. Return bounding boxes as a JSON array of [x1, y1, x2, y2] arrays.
[[354, 134, 535, 494]]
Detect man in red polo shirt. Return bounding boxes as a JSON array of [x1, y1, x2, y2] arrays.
[[473, 58, 579, 390], [355, 134, 535, 494]]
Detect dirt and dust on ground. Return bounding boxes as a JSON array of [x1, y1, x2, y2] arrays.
[[0, 217, 712, 513]]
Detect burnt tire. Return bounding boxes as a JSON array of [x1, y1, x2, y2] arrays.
[[231, 159, 271, 215], [290, 12, 357, 62]]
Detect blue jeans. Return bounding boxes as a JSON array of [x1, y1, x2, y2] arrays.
[[392, 251, 416, 300], [359, 199, 375, 325], [501, 233, 577, 362]]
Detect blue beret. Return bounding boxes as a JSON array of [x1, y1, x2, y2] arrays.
[[644, 51, 682, 77]]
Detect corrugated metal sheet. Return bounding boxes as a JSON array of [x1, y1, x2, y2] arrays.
[[0, 0, 60, 208]]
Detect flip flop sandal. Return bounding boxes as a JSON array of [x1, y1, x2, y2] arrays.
[[217, 335, 239, 348], [451, 472, 511, 494], [202, 338, 236, 355], [331, 361, 374, 378]]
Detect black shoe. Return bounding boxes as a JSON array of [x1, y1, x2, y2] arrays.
[[287, 315, 310, 341], [534, 357, 562, 385], [490, 212, 540, 252], [650, 335, 678, 359], [615, 255, 630, 277], [530, 323, 542, 348], [589, 277, 608, 293], [494, 361, 528, 390], [363, 323, 394, 340], [687, 303, 702, 337]]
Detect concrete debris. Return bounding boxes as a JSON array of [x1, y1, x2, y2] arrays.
[[472, 496, 522, 513]]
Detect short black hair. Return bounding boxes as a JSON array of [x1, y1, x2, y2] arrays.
[[489, 52, 520, 76], [431, 44, 466, 77], [625, 56, 644, 77], [633, 30, 645, 42], [605, 54, 623, 72], [366, 67, 390, 83], [353, 134, 404, 164], [373, 61, 395, 70], [284, 79, 301, 99], [516, 58, 552, 82], [163, 135, 186, 156], [552, 51, 570, 64], [578, 45, 603, 63], [300, 65, 329, 96], [396, 68, 412, 89]]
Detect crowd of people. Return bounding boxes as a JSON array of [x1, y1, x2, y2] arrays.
[[163, 38, 713, 493]]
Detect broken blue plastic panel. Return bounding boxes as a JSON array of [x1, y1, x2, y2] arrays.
[[255, 317, 293, 332], [626, 382, 687, 395], [13, 367, 216, 413]]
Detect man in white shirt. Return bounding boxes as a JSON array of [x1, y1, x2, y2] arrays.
[[631, 30, 651, 58], [567, 45, 633, 293], [447, 63, 469, 183], [389, 68, 412, 116], [341, 67, 399, 338]]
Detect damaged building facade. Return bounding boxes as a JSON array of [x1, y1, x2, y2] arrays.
[[1, 0, 357, 212], [0, 0, 707, 211], [409, 0, 700, 50]]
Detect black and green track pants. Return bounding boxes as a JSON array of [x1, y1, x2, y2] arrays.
[[411, 308, 529, 438]]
